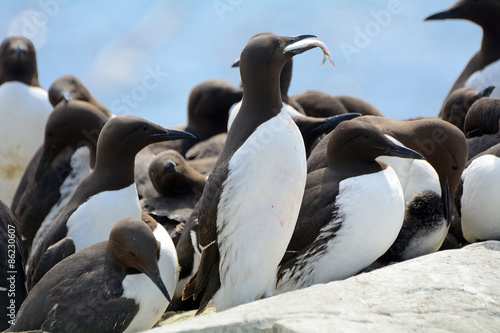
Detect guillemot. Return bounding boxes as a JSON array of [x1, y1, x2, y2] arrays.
[[183, 34, 334, 314]]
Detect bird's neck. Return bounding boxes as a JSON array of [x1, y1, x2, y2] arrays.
[[88, 143, 98, 170], [330, 157, 382, 176], [0, 71, 39, 87], [446, 26, 500, 97], [93, 153, 136, 189], [242, 76, 283, 117], [280, 60, 293, 103], [481, 26, 500, 62]]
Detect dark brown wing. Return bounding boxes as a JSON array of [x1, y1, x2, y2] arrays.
[[12, 243, 137, 333], [284, 169, 340, 255], [182, 161, 228, 315], [42, 252, 137, 333], [278, 168, 341, 279], [28, 237, 75, 290], [307, 131, 332, 172], [12, 147, 76, 255]]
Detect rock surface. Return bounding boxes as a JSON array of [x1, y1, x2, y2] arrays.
[[152, 241, 500, 333]]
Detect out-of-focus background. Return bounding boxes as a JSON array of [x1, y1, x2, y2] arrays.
[[0, 0, 480, 126]]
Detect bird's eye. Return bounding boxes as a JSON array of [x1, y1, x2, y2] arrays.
[[142, 124, 148, 131], [452, 165, 458, 170]]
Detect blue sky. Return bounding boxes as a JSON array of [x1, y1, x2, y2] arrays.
[[0, 0, 482, 127]]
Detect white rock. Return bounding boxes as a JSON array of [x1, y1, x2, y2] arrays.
[[151, 241, 500, 333]]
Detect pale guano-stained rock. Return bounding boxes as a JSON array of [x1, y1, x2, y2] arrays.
[[152, 241, 500, 333]]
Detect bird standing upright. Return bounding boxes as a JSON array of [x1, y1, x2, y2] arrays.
[[0, 36, 52, 206], [182, 33, 334, 314], [27, 115, 194, 289], [425, 0, 500, 100], [13, 100, 109, 258], [276, 121, 424, 293]]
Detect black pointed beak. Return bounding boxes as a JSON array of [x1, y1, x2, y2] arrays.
[[232, 35, 319, 66], [377, 145, 426, 160], [425, 8, 462, 21], [313, 113, 361, 134], [284, 35, 318, 55], [231, 58, 240, 68], [151, 129, 196, 141], [478, 86, 496, 99], [442, 178, 454, 226], [290, 34, 317, 43], [145, 270, 171, 303]]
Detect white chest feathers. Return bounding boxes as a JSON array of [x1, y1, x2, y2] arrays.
[[377, 136, 440, 202], [465, 59, 500, 99], [0, 81, 52, 206], [122, 224, 179, 333], [461, 154, 500, 242], [214, 109, 307, 311], [30, 147, 93, 259], [276, 167, 405, 293], [66, 183, 142, 252], [378, 155, 440, 202]]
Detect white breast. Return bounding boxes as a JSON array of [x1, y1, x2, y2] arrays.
[[66, 183, 142, 252], [465, 59, 500, 99], [399, 214, 448, 260], [377, 136, 441, 202], [214, 109, 307, 311], [153, 224, 179, 300], [122, 224, 178, 333], [276, 167, 405, 293], [226, 101, 241, 132], [377, 156, 441, 203], [30, 146, 92, 260], [0, 82, 52, 206], [375, 135, 446, 260], [461, 154, 500, 242], [121, 273, 165, 333]]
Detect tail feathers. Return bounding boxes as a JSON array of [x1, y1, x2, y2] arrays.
[[196, 295, 210, 316], [181, 241, 221, 315], [182, 272, 198, 301], [181, 264, 221, 316], [195, 268, 220, 316]]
